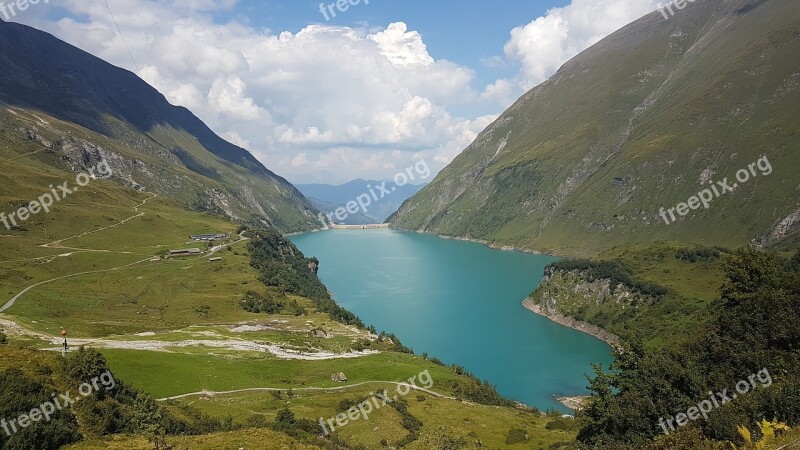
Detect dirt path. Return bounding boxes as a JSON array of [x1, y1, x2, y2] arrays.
[[40, 192, 157, 249], [157, 381, 454, 402], [0, 256, 154, 313], [0, 316, 380, 361], [1, 193, 164, 312], [0, 190, 372, 361]]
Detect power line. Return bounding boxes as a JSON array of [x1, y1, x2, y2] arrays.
[[103, 0, 141, 76]]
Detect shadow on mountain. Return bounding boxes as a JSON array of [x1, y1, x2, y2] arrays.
[[0, 20, 276, 180]]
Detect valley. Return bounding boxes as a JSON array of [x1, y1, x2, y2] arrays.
[[0, 102, 578, 449], [1, 0, 799, 448]]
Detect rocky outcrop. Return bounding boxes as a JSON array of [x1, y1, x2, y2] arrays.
[[755, 207, 800, 246], [0, 17, 321, 233], [523, 267, 632, 351]]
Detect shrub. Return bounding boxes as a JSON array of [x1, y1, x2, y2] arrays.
[[505, 428, 528, 444], [546, 417, 580, 432]]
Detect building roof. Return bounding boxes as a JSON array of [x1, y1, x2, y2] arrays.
[[169, 248, 202, 254]]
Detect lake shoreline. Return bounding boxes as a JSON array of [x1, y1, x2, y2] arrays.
[[387, 228, 621, 351], [291, 229, 610, 412], [387, 227, 557, 256], [555, 395, 590, 412], [522, 298, 623, 352]]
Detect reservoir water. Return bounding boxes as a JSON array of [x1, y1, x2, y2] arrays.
[[290, 229, 613, 412]]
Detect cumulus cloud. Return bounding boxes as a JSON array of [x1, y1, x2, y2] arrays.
[[15, 0, 662, 183], [486, 0, 661, 103], [18, 0, 492, 183]]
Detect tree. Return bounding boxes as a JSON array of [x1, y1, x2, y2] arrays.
[[576, 247, 800, 447], [64, 347, 110, 384], [274, 407, 296, 431]]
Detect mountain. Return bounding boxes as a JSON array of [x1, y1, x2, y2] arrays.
[[0, 20, 570, 450], [390, 0, 800, 256], [298, 179, 426, 223], [0, 19, 319, 233]]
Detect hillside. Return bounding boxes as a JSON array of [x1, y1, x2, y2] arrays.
[[0, 134, 571, 448], [526, 243, 728, 350], [0, 19, 319, 233], [390, 0, 800, 257], [0, 168, 572, 448], [0, 18, 577, 450]]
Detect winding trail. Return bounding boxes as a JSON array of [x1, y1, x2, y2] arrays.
[[1, 193, 160, 313], [0, 256, 153, 313], [157, 381, 454, 402], [0, 188, 373, 365], [40, 192, 157, 249]]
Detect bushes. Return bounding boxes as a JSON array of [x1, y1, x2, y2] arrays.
[[505, 427, 528, 444], [545, 259, 669, 298], [248, 228, 363, 326], [0, 368, 81, 450], [444, 366, 516, 407], [378, 332, 412, 354], [240, 290, 287, 315], [576, 247, 800, 448], [676, 248, 723, 263], [546, 417, 580, 432]]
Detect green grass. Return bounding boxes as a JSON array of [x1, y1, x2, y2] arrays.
[[529, 242, 727, 349], [390, 0, 800, 258], [0, 103, 577, 448], [96, 348, 578, 448], [100, 349, 462, 399]]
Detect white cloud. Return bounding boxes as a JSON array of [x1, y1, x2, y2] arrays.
[[15, 0, 662, 184], [487, 0, 661, 104], [368, 22, 434, 66]]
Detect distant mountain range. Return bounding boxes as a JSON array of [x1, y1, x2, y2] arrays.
[[391, 0, 800, 256], [298, 179, 426, 224], [0, 19, 318, 233]]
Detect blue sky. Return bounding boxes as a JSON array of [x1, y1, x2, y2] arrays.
[[15, 0, 662, 184], [221, 0, 570, 89]]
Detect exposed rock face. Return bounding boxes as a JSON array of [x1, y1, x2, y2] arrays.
[[0, 19, 320, 233], [310, 328, 329, 338], [523, 267, 636, 351], [556, 396, 590, 412], [331, 372, 348, 382], [755, 208, 800, 246]]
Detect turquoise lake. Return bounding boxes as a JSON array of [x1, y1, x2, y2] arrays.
[[290, 229, 613, 412]]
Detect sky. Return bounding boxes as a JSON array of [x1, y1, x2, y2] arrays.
[[9, 0, 665, 184]]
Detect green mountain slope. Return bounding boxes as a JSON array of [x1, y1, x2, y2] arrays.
[[0, 19, 319, 233], [390, 0, 800, 256], [0, 155, 569, 448], [0, 20, 577, 449]]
